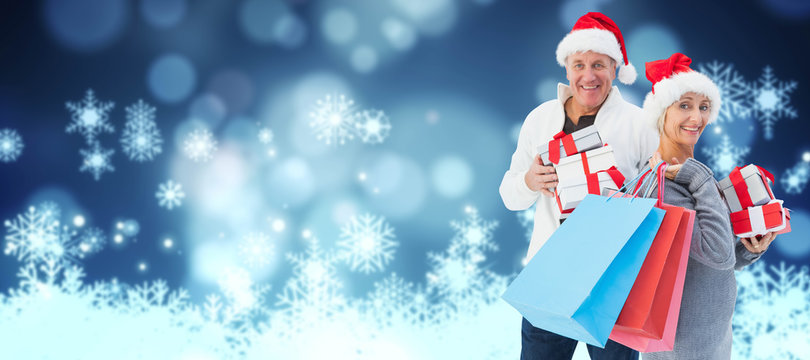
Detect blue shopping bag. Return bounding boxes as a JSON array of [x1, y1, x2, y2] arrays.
[[502, 193, 666, 347]]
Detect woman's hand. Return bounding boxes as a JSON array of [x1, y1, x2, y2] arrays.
[[740, 232, 777, 254], [648, 152, 682, 180]]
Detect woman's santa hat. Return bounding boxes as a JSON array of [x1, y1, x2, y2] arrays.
[[642, 53, 721, 132], [556, 12, 637, 84]]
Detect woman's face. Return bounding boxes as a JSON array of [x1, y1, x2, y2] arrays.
[[662, 92, 711, 147]]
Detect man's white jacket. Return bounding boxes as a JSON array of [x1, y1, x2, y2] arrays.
[[500, 83, 659, 261]]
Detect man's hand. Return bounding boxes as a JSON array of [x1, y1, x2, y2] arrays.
[[525, 154, 558, 197], [740, 232, 777, 254]]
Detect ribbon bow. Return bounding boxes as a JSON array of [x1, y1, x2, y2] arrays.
[[585, 166, 625, 195], [547, 131, 578, 165]]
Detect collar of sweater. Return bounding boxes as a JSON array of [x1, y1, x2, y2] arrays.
[[556, 83, 625, 127]]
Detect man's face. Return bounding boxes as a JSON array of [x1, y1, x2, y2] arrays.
[[564, 51, 616, 114]]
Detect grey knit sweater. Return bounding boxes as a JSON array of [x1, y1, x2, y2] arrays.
[[642, 158, 763, 360]]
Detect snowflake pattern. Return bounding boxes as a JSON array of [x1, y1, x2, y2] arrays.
[[309, 94, 358, 146], [337, 213, 397, 274], [156, 180, 185, 210], [79, 142, 115, 181], [77, 227, 106, 256], [696, 61, 752, 123], [276, 236, 346, 334], [700, 134, 750, 177], [360, 272, 415, 327], [238, 232, 275, 268], [3, 204, 86, 266], [4, 205, 60, 263], [120, 100, 163, 162], [780, 156, 810, 195], [217, 267, 259, 312], [355, 109, 392, 144], [733, 261, 810, 359], [0, 128, 24, 163], [38, 201, 61, 222], [65, 89, 115, 144], [749, 66, 798, 140], [182, 128, 218, 162], [426, 207, 502, 313], [5, 200, 809, 358]]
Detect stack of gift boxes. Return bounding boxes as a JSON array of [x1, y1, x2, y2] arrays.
[[537, 126, 625, 220], [718, 164, 791, 237]]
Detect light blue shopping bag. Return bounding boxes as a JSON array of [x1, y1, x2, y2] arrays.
[[502, 193, 666, 347]]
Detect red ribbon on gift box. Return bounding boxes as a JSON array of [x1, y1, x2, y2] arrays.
[[778, 209, 792, 235], [548, 131, 578, 164], [585, 166, 625, 195], [729, 201, 784, 235], [728, 165, 776, 209], [554, 187, 575, 215]]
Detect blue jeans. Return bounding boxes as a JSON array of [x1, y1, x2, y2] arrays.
[[521, 318, 639, 360]]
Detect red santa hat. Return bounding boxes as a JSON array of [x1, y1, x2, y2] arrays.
[[556, 12, 637, 85], [642, 53, 721, 132]]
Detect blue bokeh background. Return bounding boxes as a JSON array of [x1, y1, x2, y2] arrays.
[[0, 1, 808, 357]]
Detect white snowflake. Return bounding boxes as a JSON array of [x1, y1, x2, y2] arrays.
[[696, 61, 752, 123], [700, 134, 750, 177], [408, 284, 441, 326], [182, 128, 218, 162], [38, 201, 61, 222], [156, 180, 185, 210], [3, 204, 82, 266], [781, 159, 810, 195], [120, 100, 162, 162], [449, 206, 499, 255], [733, 261, 810, 359], [337, 213, 397, 274], [65, 89, 115, 143], [217, 267, 259, 312], [276, 236, 346, 333], [238, 232, 275, 268], [0, 128, 24, 162], [749, 66, 798, 140], [426, 207, 502, 313], [79, 142, 115, 181], [77, 227, 105, 256], [355, 109, 392, 144], [309, 94, 358, 146], [4, 206, 59, 263], [258, 127, 274, 144], [360, 272, 415, 327]]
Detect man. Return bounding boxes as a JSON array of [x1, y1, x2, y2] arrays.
[[499, 12, 659, 360]]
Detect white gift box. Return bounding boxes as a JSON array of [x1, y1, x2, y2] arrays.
[[536, 126, 603, 165], [554, 145, 618, 185], [718, 164, 774, 213], [557, 172, 622, 211]]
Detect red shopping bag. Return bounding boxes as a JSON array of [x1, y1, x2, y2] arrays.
[[608, 163, 695, 352]]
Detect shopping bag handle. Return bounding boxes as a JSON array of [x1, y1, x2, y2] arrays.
[[607, 161, 665, 202], [635, 162, 665, 198], [656, 162, 668, 207]]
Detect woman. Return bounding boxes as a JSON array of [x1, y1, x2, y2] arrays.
[[640, 53, 777, 360]]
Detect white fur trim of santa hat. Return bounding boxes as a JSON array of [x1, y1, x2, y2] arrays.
[[642, 70, 722, 132], [555, 28, 636, 84]]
